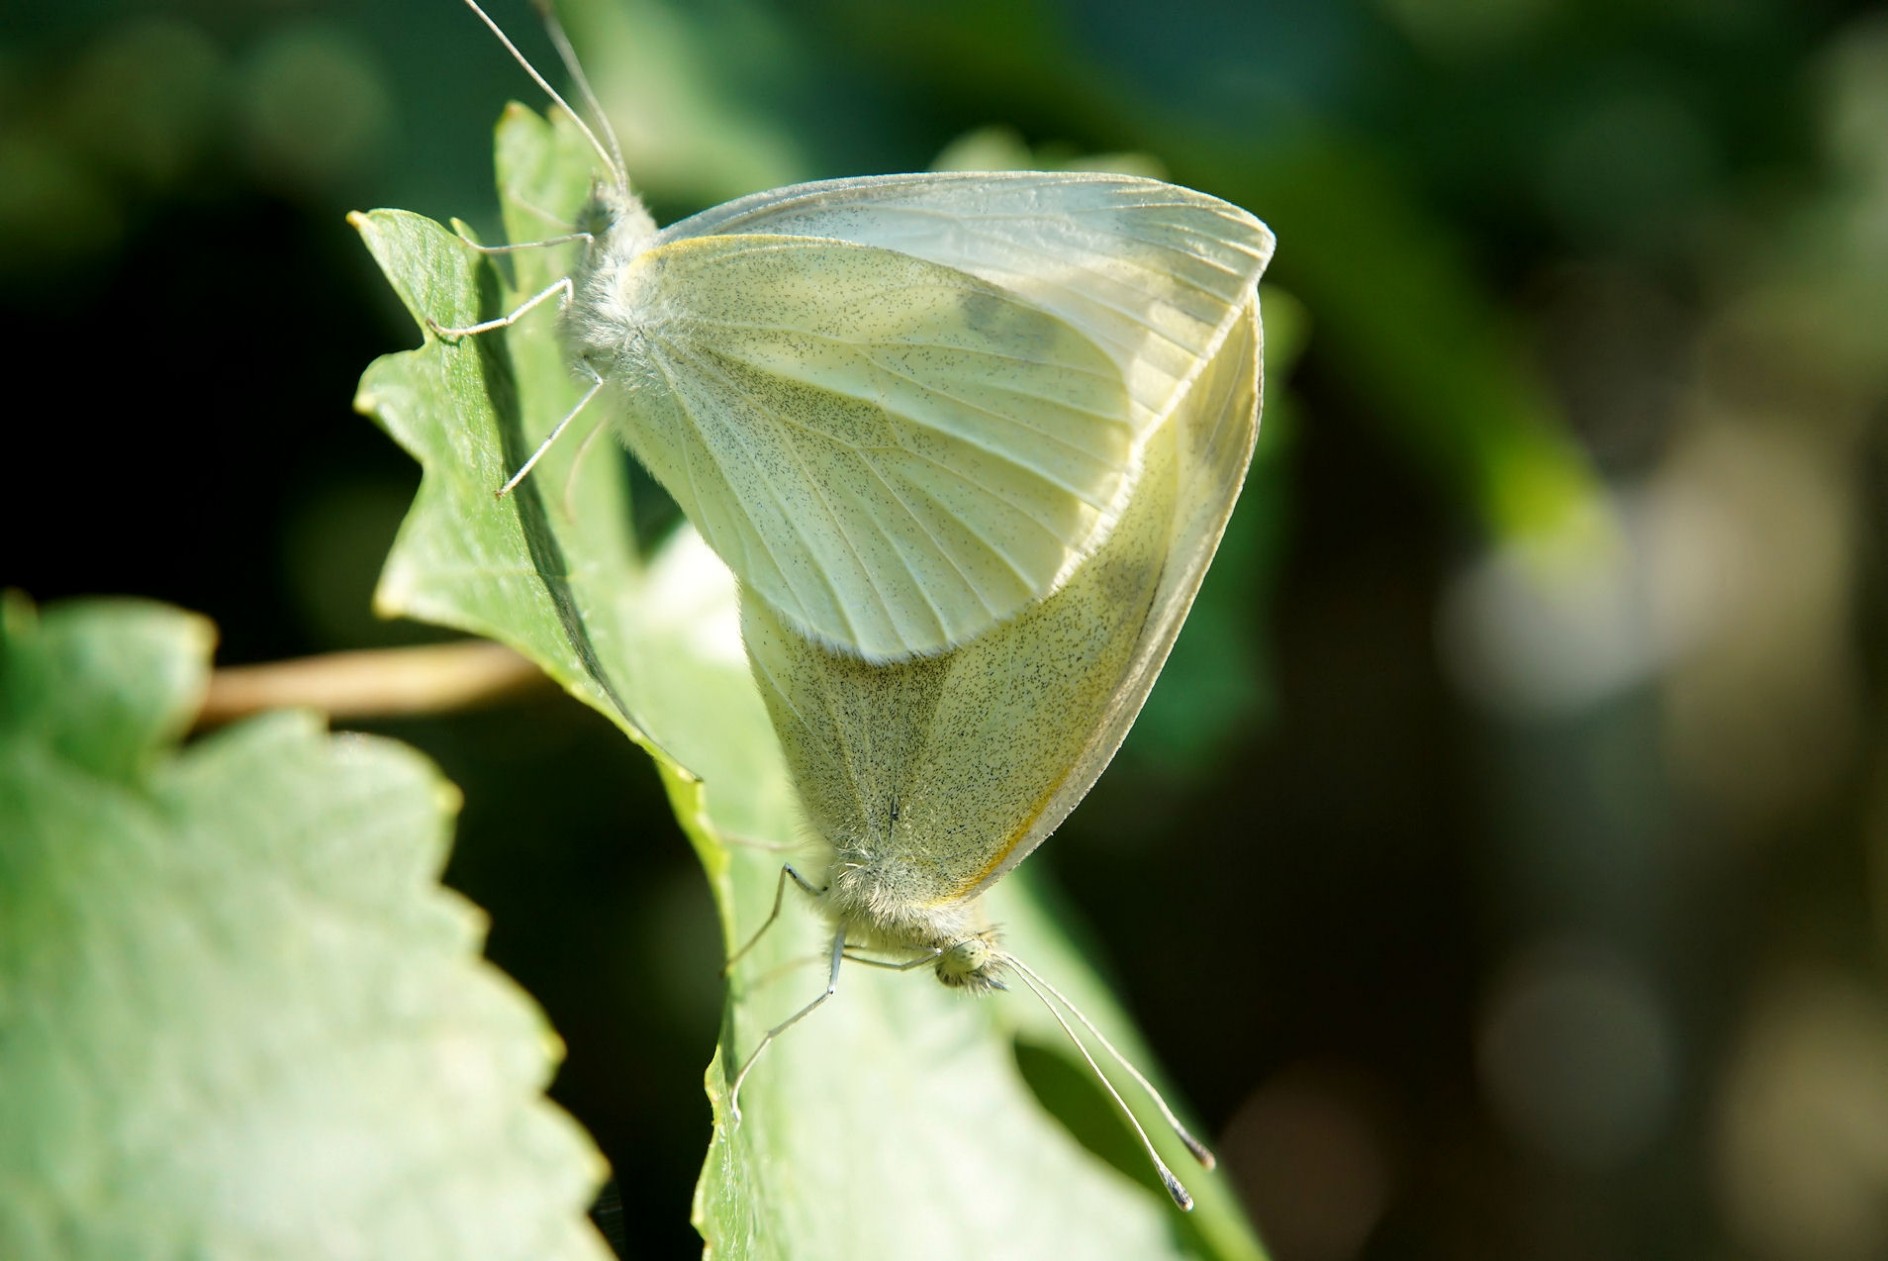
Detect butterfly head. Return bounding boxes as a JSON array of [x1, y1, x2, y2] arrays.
[[934, 928, 1008, 992], [575, 179, 655, 254]]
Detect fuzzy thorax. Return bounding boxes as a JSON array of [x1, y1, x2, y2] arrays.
[[563, 181, 658, 369], [819, 862, 1010, 992]]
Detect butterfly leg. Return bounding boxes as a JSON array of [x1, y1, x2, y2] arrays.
[[842, 948, 943, 972], [723, 863, 822, 977], [494, 360, 604, 499], [728, 925, 846, 1123], [428, 275, 573, 339], [458, 229, 592, 254], [556, 409, 616, 518], [714, 830, 801, 854]]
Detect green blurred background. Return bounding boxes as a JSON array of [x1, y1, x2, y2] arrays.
[[6, 0, 1887, 1257]]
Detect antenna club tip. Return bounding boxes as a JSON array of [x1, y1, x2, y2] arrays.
[[1161, 1172, 1195, 1212], [1181, 1136, 1217, 1170]]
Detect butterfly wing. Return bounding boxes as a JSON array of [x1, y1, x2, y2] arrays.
[[740, 290, 1263, 916], [589, 234, 1135, 662], [952, 290, 1265, 899], [598, 173, 1273, 663], [662, 172, 1275, 443]]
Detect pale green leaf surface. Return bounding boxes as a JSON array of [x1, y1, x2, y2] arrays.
[[0, 596, 611, 1261], [352, 106, 1266, 1260]]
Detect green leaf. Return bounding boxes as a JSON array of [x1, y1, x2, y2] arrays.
[[0, 595, 611, 1261], [352, 105, 1268, 1259]]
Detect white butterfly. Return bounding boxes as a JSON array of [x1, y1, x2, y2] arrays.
[[452, 3, 1273, 664], [731, 287, 1263, 1209]]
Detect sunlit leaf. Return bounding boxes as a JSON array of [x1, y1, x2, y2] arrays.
[[0, 596, 610, 1261]]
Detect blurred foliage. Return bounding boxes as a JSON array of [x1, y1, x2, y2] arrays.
[[5, 0, 1886, 1258]]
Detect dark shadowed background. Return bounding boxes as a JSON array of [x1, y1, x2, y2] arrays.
[[6, 1, 1886, 1257]]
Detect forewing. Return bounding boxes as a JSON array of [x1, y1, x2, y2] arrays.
[[660, 172, 1275, 443], [615, 234, 1136, 662]]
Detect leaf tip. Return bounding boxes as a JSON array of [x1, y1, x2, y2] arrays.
[[372, 569, 417, 621], [432, 776, 465, 819]]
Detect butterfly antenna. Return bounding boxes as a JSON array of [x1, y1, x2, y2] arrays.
[[533, 0, 629, 190], [1004, 956, 1203, 1211], [1007, 955, 1217, 1171], [460, 0, 623, 185]]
